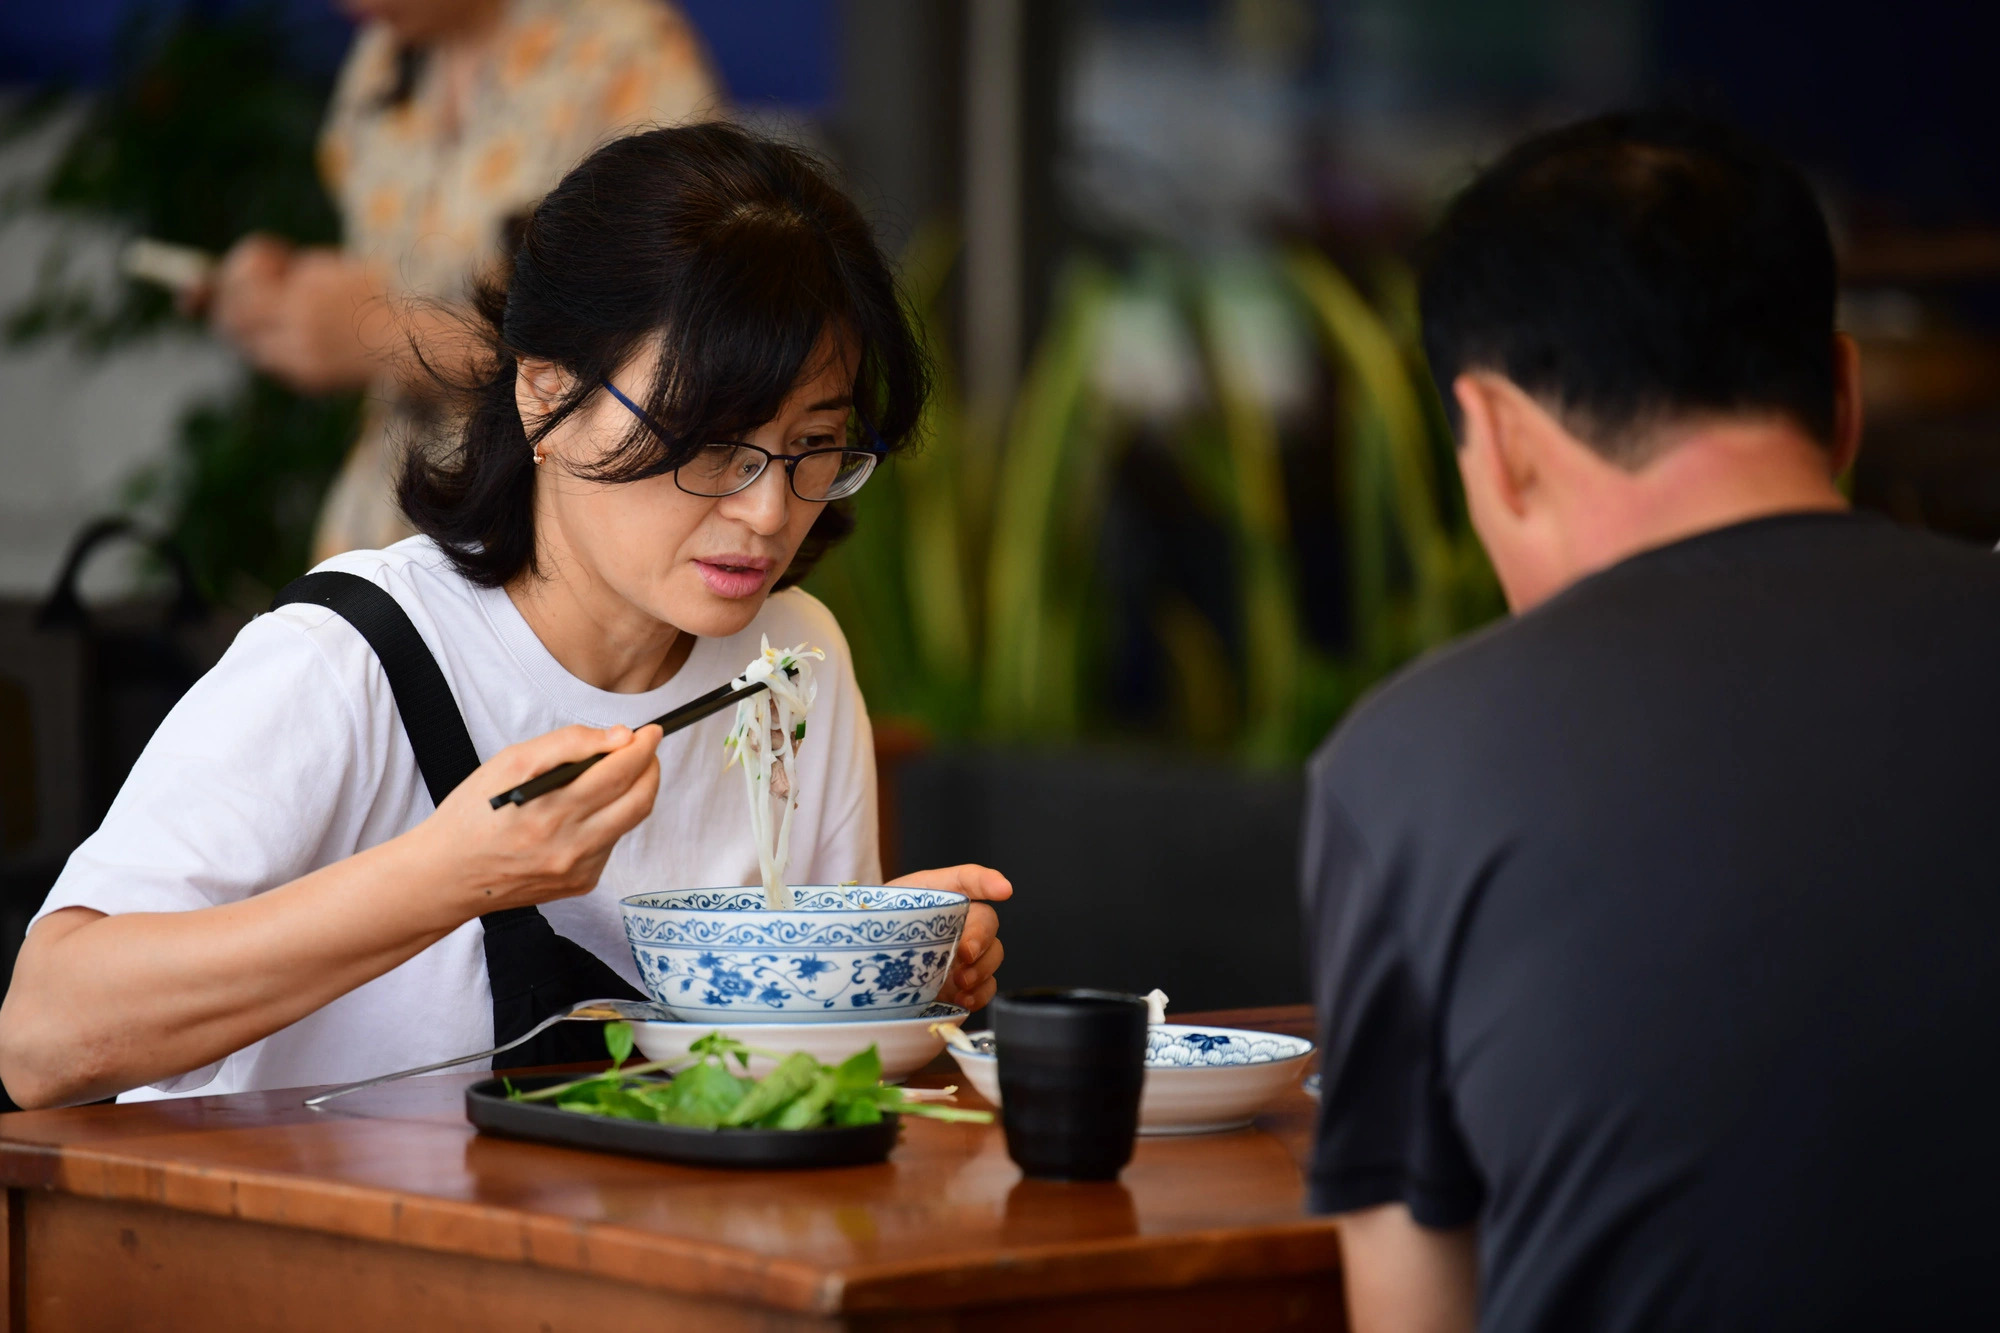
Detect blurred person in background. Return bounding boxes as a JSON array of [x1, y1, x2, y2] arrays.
[[207, 0, 721, 560], [1305, 110, 2000, 1332]]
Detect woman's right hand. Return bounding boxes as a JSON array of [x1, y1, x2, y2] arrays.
[[209, 236, 393, 393], [410, 723, 664, 920], [0, 722, 663, 1109], [208, 232, 294, 340]]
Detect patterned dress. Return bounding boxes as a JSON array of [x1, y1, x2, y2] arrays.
[[312, 0, 720, 560]]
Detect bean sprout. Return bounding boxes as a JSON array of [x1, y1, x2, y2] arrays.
[[722, 638, 825, 908]]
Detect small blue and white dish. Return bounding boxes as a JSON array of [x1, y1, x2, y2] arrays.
[[1146, 1026, 1314, 1068], [620, 885, 969, 1024], [946, 1023, 1316, 1135]]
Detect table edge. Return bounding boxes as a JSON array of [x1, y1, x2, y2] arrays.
[[0, 1004, 1330, 1315]]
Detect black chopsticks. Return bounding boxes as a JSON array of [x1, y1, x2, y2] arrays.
[[488, 679, 769, 809]]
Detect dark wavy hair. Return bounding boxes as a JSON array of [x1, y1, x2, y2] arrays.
[[1420, 109, 1836, 467], [400, 122, 929, 589]]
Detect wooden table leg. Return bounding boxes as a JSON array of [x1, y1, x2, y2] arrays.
[[1, 1188, 23, 1333]]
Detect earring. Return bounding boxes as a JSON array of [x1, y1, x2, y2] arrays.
[[532, 447, 544, 466]]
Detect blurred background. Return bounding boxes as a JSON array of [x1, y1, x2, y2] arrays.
[[2, 0, 1996, 1010]]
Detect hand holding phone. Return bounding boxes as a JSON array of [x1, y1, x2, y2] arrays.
[[120, 238, 218, 297]]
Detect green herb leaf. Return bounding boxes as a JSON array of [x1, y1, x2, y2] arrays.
[[524, 1032, 993, 1132], [862, 1083, 996, 1125], [652, 1061, 752, 1127], [514, 1058, 677, 1102], [593, 1084, 662, 1120], [769, 1069, 839, 1129], [539, 1073, 618, 1105], [723, 1051, 821, 1127], [834, 1045, 882, 1093], [605, 1021, 635, 1069], [689, 1031, 755, 1065], [889, 1101, 994, 1124], [832, 1096, 884, 1126]]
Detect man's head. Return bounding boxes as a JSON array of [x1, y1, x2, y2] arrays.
[[1422, 111, 1861, 610]]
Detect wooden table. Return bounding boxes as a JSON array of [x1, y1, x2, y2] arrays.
[[0, 1005, 1341, 1331]]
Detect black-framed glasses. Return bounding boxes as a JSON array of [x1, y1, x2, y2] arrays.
[[602, 379, 883, 502]]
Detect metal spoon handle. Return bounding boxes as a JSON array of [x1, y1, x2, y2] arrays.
[[302, 999, 632, 1108]]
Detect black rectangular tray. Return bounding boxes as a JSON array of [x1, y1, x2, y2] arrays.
[[465, 1076, 901, 1169]]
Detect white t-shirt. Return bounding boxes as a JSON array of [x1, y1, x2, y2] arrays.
[[35, 538, 879, 1100]]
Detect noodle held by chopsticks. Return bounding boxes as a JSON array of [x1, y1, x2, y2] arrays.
[[722, 638, 825, 909]]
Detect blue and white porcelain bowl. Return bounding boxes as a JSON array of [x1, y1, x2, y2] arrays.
[[620, 886, 969, 1024], [947, 1023, 1315, 1134]]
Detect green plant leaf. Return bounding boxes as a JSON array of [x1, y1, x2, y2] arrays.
[[982, 262, 1114, 736], [812, 232, 1502, 762], [592, 1085, 662, 1121], [768, 1070, 840, 1129], [651, 1062, 751, 1128], [833, 1045, 882, 1093], [721, 1052, 821, 1128], [604, 1021, 634, 1069], [832, 1096, 884, 1126], [1197, 263, 1306, 761], [885, 1099, 994, 1124], [689, 1031, 752, 1065]]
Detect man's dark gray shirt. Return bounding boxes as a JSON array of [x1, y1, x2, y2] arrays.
[[1304, 511, 2000, 1332]]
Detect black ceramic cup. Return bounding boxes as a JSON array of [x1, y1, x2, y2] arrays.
[[990, 988, 1149, 1182]]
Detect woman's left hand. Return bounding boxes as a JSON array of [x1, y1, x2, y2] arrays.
[[888, 863, 1010, 1012]]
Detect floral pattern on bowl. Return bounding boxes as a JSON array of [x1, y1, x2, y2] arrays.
[[954, 1025, 1313, 1069], [1145, 1026, 1313, 1067], [620, 886, 969, 1024], [947, 1023, 1316, 1134]]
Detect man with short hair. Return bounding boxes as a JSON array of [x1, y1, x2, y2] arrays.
[[1304, 110, 2000, 1333]]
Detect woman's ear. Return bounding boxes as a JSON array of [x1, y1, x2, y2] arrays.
[[516, 358, 571, 418]]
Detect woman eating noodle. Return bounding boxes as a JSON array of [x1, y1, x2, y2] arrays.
[[0, 125, 1010, 1109]]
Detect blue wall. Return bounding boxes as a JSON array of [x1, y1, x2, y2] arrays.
[[0, 1, 351, 82], [0, 0, 836, 111], [680, 0, 834, 111]]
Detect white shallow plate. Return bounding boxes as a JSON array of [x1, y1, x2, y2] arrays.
[[948, 1020, 1312, 1128], [630, 1003, 969, 1083], [947, 1024, 1315, 1135]]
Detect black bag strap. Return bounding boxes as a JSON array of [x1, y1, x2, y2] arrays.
[[272, 573, 480, 806], [270, 572, 641, 1067]]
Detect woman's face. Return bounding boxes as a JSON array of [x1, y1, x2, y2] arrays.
[[523, 337, 856, 641]]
